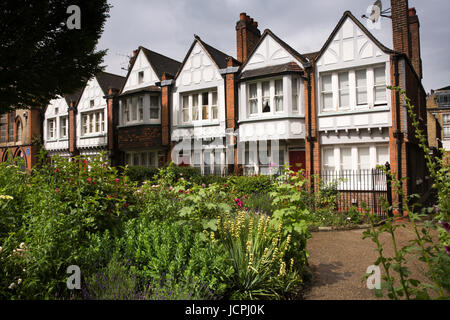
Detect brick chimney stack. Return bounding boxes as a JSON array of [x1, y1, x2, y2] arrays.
[[408, 7, 422, 79], [390, 0, 422, 79], [236, 13, 261, 64], [128, 49, 139, 71]]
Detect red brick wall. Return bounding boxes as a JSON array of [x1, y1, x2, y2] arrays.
[[117, 125, 162, 150], [236, 13, 261, 64], [391, 0, 412, 58]]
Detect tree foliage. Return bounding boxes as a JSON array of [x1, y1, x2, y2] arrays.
[[0, 0, 111, 113]]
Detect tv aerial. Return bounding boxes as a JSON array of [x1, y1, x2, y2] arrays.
[[116, 52, 132, 72], [362, 0, 392, 23]]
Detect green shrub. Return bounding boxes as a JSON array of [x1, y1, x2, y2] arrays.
[[213, 211, 304, 299], [126, 166, 159, 184], [116, 218, 233, 299]]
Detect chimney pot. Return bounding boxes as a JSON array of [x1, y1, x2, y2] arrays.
[[409, 7, 416, 16], [253, 21, 258, 27], [240, 12, 246, 21]]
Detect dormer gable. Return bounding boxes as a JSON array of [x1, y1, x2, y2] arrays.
[[315, 11, 393, 71], [175, 37, 233, 88], [241, 30, 308, 73]]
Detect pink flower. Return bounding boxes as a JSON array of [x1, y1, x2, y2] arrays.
[[115, 178, 120, 183], [179, 173, 183, 176], [92, 181, 96, 185], [178, 190, 184, 194], [54, 169, 59, 173], [243, 195, 248, 199], [185, 190, 190, 194], [87, 177, 92, 183], [55, 188, 59, 193], [202, 184, 206, 188], [169, 186, 173, 191]]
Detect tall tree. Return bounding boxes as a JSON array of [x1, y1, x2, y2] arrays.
[[0, 0, 111, 113]]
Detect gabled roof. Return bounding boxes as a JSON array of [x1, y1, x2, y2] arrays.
[[96, 71, 126, 95], [119, 46, 181, 94], [175, 35, 240, 80], [239, 29, 310, 72], [313, 11, 394, 63], [140, 47, 182, 79], [64, 88, 84, 106], [437, 86, 450, 92], [239, 62, 303, 81]]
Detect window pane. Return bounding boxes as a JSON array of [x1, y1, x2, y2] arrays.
[[150, 96, 159, 119], [323, 148, 335, 171], [292, 77, 298, 112], [262, 81, 270, 113], [140, 153, 147, 167], [202, 92, 209, 120], [248, 84, 258, 115], [322, 93, 333, 110], [358, 147, 370, 170], [212, 92, 218, 120], [182, 96, 189, 122], [339, 72, 349, 109], [374, 67, 385, 85], [375, 87, 386, 103], [376, 146, 389, 166], [340, 148, 352, 170], [356, 70, 367, 105], [322, 75, 332, 91], [192, 94, 199, 121], [275, 79, 283, 112], [132, 99, 137, 121], [133, 153, 139, 166], [138, 97, 144, 120]]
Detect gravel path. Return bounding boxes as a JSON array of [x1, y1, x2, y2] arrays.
[[303, 222, 434, 300]]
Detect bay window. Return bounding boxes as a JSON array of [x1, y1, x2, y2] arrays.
[[81, 111, 105, 136], [320, 64, 387, 112], [181, 89, 218, 123]]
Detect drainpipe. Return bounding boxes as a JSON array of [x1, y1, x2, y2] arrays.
[[393, 54, 403, 213], [305, 62, 314, 190]]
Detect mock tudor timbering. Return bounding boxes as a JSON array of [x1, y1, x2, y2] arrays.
[[38, 0, 430, 200]]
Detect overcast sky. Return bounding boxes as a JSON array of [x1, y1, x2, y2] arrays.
[[96, 0, 450, 92]]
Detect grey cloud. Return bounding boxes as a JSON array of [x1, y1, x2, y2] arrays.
[[97, 0, 450, 92]]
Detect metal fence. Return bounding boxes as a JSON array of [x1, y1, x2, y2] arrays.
[[318, 168, 391, 219]]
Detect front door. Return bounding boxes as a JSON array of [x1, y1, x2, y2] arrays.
[[289, 150, 306, 172]]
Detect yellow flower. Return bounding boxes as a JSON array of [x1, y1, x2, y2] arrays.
[[279, 262, 286, 276]]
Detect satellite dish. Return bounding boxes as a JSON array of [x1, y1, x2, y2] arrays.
[[370, 0, 382, 23]]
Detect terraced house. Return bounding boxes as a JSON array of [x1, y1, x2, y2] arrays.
[[39, 0, 430, 206], [43, 71, 125, 163], [116, 46, 181, 168]]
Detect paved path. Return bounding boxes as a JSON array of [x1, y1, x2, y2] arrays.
[[303, 223, 433, 300]]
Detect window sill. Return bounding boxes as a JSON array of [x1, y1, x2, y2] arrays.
[[118, 122, 161, 128], [177, 122, 221, 128], [319, 106, 389, 117], [80, 133, 107, 139], [239, 115, 304, 124]]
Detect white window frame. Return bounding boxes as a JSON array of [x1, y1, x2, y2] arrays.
[[292, 76, 299, 113], [125, 150, 160, 168], [443, 114, 450, 140], [274, 79, 284, 112], [373, 66, 387, 106], [338, 72, 350, 110], [81, 110, 105, 136], [320, 74, 334, 112], [180, 88, 218, 124], [47, 118, 56, 140], [149, 95, 160, 121], [59, 116, 68, 139]]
